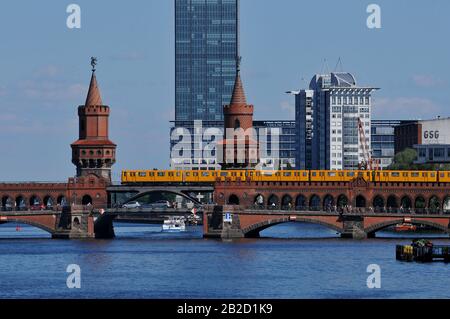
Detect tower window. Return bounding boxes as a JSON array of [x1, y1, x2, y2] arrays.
[[234, 119, 240, 129]]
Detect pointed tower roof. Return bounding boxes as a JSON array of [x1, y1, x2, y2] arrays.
[[85, 71, 103, 106], [230, 69, 247, 105]]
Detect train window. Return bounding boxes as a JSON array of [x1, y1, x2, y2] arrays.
[[276, 173, 281, 177], [312, 172, 317, 176], [376, 172, 380, 177], [221, 172, 228, 177], [391, 172, 400, 177], [185, 172, 190, 176], [412, 173, 419, 177], [169, 172, 173, 177], [138, 172, 146, 177], [176, 172, 181, 177], [149, 172, 154, 177], [194, 172, 198, 177], [284, 172, 292, 177], [328, 172, 336, 177], [157, 172, 165, 177], [431, 173, 435, 177], [348, 172, 355, 177], [403, 173, 408, 177], [440, 173, 445, 178], [422, 173, 427, 177], [303, 172, 308, 176], [202, 172, 209, 177]]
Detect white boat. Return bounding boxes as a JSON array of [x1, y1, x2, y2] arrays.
[[162, 217, 186, 232]]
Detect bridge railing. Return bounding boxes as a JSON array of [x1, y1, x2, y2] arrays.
[[230, 205, 450, 216]]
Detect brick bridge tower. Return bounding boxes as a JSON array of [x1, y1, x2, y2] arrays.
[[219, 58, 258, 169], [71, 59, 116, 182]]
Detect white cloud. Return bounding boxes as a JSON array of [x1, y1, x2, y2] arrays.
[[412, 75, 445, 88], [20, 80, 86, 103], [373, 97, 443, 120]]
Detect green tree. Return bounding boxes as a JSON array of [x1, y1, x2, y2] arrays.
[[388, 148, 450, 171]]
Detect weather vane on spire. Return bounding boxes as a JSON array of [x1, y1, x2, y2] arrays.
[[90, 57, 98, 72]]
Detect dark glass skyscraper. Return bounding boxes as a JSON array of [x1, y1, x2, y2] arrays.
[[175, 0, 239, 122]]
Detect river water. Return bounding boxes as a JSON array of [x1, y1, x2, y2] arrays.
[[0, 222, 449, 299]]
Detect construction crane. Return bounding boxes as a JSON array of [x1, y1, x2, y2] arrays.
[[357, 118, 379, 170]]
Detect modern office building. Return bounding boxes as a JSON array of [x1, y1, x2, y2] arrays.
[[170, 120, 296, 170], [175, 0, 239, 122], [293, 72, 379, 170], [394, 117, 450, 164], [172, 0, 239, 169], [371, 120, 400, 169]]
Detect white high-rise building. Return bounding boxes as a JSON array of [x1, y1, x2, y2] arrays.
[[294, 72, 379, 170]]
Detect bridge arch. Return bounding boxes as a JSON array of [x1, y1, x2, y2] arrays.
[[228, 194, 240, 205], [127, 190, 201, 207], [365, 219, 449, 236], [242, 217, 344, 238], [0, 218, 55, 235], [82, 195, 93, 206]]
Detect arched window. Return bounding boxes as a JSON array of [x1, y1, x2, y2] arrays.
[[234, 119, 240, 129]]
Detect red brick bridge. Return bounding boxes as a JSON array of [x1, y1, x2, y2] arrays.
[[203, 206, 450, 239], [205, 179, 450, 239]]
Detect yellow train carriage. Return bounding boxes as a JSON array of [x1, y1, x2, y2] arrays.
[[438, 171, 450, 183], [373, 171, 437, 183], [310, 170, 371, 182]]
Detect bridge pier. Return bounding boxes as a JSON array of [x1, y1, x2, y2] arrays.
[[53, 208, 95, 239], [341, 216, 368, 239], [203, 206, 245, 239]]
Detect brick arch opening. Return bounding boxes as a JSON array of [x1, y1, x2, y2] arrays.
[[29, 195, 41, 207], [295, 195, 306, 210], [15, 195, 27, 211], [57, 195, 68, 207], [415, 196, 426, 212], [355, 195, 366, 208], [1, 195, 13, 211], [372, 195, 384, 212], [429, 196, 441, 213], [309, 195, 321, 211], [337, 194, 348, 208], [228, 194, 240, 205], [254, 194, 264, 207], [268, 195, 279, 207], [387, 195, 398, 209], [444, 196, 450, 213], [43, 195, 54, 209], [281, 195, 293, 210], [323, 195, 334, 210], [400, 196, 412, 210], [243, 217, 344, 238]]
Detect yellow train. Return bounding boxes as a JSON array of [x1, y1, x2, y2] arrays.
[[121, 169, 450, 184]]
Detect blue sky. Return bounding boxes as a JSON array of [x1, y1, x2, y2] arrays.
[[0, 0, 449, 181]]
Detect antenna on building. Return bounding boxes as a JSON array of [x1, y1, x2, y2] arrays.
[[320, 58, 330, 75], [334, 57, 344, 72]]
